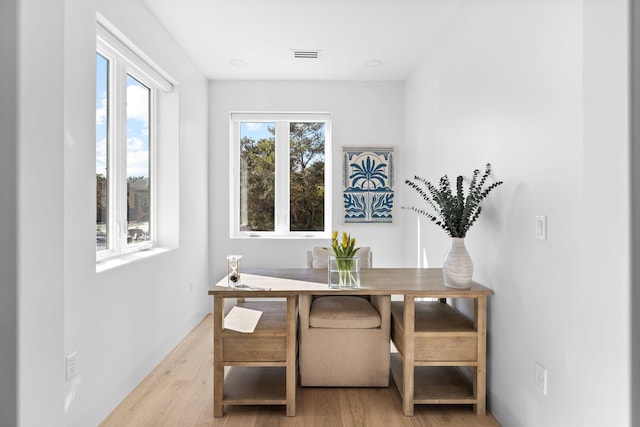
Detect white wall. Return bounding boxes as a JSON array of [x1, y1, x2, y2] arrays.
[[62, 0, 210, 425], [632, 1, 640, 423], [18, 0, 66, 425], [208, 80, 405, 278], [403, 1, 630, 426], [581, 0, 630, 424]]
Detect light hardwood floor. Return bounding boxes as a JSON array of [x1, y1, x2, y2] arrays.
[[101, 315, 501, 427]]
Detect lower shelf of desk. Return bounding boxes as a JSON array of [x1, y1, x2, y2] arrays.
[[223, 366, 288, 405], [390, 354, 476, 405], [215, 299, 297, 417]]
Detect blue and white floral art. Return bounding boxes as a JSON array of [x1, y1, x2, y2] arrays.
[[342, 147, 394, 223]]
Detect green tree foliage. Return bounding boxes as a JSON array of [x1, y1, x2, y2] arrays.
[[97, 173, 107, 223], [240, 129, 276, 231], [289, 122, 325, 231], [240, 122, 325, 232]]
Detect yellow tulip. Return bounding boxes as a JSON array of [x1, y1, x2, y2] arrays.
[[325, 229, 360, 260]]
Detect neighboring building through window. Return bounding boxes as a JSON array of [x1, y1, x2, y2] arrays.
[[230, 112, 332, 238], [96, 21, 173, 260]]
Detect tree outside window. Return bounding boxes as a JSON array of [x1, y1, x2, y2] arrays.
[[232, 113, 331, 238]]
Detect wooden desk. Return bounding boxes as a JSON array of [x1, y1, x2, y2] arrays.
[[208, 268, 493, 417]]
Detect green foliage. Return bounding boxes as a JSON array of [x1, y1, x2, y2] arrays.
[[96, 173, 107, 222], [403, 164, 503, 238], [127, 176, 146, 184], [240, 132, 276, 231], [289, 123, 325, 231], [240, 123, 325, 232]]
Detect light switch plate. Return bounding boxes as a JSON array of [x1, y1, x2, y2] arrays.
[[535, 215, 547, 241], [535, 361, 548, 395]]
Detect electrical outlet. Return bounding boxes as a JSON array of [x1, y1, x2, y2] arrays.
[[535, 362, 547, 395], [66, 352, 78, 380]]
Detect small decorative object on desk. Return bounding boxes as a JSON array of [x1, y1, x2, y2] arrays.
[[325, 230, 361, 288], [226, 255, 242, 287], [404, 164, 503, 289]]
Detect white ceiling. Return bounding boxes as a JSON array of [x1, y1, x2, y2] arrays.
[[142, 0, 461, 81]]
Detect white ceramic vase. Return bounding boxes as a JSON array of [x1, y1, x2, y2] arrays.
[[443, 237, 473, 289]]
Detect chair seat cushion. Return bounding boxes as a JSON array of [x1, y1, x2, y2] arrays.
[[309, 296, 381, 329]]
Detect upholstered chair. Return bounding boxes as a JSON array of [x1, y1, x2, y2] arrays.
[[298, 246, 390, 387]]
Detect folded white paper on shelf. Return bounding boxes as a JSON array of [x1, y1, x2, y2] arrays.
[[224, 306, 262, 333]]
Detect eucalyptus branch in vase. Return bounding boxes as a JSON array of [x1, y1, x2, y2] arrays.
[[403, 164, 503, 288], [403, 163, 503, 238]]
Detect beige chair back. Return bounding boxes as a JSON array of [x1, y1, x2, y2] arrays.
[[306, 246, 372, 269]]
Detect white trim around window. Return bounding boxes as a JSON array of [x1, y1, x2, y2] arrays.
[[96, 20, 175, 263], [229, 112, 332, 239]]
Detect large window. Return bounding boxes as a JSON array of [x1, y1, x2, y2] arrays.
[[96, 22, 173, 260], [230, 113, 331, 238]]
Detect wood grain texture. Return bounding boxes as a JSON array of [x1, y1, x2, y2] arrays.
[[390, 299, 489, 417], [210, 268, 494, 298], [213, 299, 296, 416], [101, 314, 501, 427]]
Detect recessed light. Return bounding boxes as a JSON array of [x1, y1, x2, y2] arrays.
[[230, 59, 247, 67], [365, 59, 383, 68]]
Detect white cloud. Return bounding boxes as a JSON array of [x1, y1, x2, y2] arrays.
[[127, 84, 149, 123], [96, 83, 149, 126], [96, 95, 107, 125], [96, 138, 107, 175], [245, 122, 264, 131], [127, 135, 149, 177], [127, 136, 147, 152]]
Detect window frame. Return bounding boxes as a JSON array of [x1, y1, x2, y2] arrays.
[[229, 112, 332, 239], [96, 21, 171, 262]]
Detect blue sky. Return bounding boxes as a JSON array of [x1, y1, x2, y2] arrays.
[[96, 53, 150, 178], [240, 122, 274, 141]]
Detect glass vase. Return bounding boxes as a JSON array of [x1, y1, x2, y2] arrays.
[[328, 256, 360, 288]]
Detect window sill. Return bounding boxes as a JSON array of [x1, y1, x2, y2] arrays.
[[96, 247, 172, 273], [231, 233, 330, 240]]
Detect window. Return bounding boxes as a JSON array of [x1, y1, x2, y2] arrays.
[[230, 112, 332, 238], [96, 21, 173, 260]]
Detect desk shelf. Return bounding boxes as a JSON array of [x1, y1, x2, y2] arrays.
[[390, 299, 488, 416], [213, 299, 297, 417], [390, 355, 475, 404], [223, 366, 288, 405]]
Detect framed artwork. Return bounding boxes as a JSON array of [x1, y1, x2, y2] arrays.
[[342, 147, 394, 223]]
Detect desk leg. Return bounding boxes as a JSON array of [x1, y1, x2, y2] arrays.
[[403, 296, 415, 416], [213, 296, 224, 418], [285, 296, 297, 416], [474, 296, 487, 415]]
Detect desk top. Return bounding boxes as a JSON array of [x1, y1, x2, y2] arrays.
[[208, 268, 493, 298]]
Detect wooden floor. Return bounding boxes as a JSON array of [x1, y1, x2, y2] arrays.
[[101, 314, 501, 427]]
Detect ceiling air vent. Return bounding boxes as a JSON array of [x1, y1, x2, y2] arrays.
[[292, 49, 322, 60]]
